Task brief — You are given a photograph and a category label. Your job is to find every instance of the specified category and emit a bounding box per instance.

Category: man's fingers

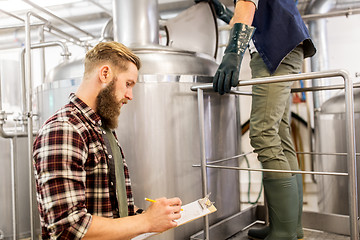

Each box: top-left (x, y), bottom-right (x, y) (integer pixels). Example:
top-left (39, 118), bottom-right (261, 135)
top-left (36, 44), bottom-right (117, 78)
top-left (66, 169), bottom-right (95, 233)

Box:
top-left (167, 197), bottom-right (182, 206)
top-left (213, 71), bottom-right (220, 92)
top-left (224, 71), bottom-right (233, 93)
top-left (217, 71), bottom-right (225, 95)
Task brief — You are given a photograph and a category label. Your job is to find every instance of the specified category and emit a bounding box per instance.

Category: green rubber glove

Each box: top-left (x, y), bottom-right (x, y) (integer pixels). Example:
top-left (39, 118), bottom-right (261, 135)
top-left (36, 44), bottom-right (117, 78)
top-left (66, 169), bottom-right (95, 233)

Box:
top-left (213, 22), bottom-right (255, 95)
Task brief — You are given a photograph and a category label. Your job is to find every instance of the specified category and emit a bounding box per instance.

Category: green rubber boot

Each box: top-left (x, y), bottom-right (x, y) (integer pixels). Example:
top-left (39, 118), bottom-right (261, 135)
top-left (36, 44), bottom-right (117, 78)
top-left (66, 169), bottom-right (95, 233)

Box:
top-left (248, 175), bottom-right (304, 240)
top-left (263, 176), bottom-right (298, 240)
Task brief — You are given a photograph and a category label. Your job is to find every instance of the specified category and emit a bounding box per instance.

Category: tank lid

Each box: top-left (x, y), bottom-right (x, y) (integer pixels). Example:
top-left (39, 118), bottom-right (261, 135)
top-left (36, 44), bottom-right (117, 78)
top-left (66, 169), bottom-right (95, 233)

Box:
top-left (45, 47), bottom-right (218, 83)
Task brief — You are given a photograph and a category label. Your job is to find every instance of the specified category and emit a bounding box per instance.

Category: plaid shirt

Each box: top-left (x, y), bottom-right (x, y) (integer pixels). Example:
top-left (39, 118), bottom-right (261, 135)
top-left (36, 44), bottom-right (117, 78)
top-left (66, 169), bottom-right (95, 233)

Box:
top-left (33, 93), bottom-right (135, 240)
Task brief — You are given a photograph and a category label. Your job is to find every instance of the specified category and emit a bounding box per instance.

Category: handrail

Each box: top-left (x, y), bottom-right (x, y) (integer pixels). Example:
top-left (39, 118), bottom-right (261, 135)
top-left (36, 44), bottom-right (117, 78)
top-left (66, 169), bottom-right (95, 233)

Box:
top-left (192, 164), bottom-right (349, 176)
top-left (192, 76), bottom-right (360, 95)
top-left (192, 69), bottom-right (358, 239)
top-left (196, 151), bottom-right (360, 166)
top-left (191, 69), bottom-right (352, 91)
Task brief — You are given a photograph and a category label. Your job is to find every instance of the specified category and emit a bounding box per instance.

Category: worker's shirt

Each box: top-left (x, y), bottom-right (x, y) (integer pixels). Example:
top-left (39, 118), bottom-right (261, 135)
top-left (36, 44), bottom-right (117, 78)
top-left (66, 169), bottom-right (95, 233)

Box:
top-left (235, 0), bottom-right (316, 73)
top-left (33, 93), bottom-right (135, 240)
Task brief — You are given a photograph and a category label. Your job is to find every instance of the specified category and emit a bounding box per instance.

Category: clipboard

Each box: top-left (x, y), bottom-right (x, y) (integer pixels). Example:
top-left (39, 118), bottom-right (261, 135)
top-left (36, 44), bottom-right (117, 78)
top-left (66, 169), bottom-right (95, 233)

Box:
top-left (132, 194), bottom-right (217, 240)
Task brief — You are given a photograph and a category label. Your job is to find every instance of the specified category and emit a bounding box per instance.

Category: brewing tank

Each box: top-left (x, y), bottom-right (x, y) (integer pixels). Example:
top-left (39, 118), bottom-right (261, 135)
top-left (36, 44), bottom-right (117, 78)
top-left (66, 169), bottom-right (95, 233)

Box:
top-left (315, 89), bottom-right (360, 215)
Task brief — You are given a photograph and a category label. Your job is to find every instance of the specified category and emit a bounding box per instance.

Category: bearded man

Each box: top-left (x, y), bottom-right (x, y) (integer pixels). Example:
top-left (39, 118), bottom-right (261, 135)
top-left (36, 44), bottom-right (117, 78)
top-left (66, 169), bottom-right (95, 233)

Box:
top-left (33, 41), bottom-right (182, 240)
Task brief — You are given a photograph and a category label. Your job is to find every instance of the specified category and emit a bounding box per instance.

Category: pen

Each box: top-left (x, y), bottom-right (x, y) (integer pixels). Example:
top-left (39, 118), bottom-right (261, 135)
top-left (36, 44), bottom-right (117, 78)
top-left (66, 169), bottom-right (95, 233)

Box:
top-left (145, 198), bottom-right (183, 211)
top-left (144, 197), bottom-right (157, 203)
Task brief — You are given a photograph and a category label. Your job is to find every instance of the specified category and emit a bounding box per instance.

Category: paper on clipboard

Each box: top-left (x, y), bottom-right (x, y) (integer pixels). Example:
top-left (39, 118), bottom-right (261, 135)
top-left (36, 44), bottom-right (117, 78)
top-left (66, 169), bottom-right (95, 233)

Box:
top-left (131, 195), bottom-right (216, 240)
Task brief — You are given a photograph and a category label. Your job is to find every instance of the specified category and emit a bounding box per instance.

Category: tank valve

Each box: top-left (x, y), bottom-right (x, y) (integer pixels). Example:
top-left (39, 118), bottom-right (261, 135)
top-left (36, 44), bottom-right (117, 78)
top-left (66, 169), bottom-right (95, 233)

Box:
top-left (0, 110), bottom-right (7, 125)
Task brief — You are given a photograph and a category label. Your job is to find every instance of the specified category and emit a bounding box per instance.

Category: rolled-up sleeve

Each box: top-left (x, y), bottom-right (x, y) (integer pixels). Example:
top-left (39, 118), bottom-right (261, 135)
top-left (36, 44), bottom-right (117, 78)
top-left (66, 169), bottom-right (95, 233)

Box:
top-left (33, 120), bottom-right (92, 239)
top-left (235, 0), bottom-right (258, 8)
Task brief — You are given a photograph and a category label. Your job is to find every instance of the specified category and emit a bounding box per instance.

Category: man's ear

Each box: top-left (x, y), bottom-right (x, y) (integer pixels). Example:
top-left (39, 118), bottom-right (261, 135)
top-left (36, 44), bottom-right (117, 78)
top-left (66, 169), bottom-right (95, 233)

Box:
top-left (98, 65), bottom-right (111, 84)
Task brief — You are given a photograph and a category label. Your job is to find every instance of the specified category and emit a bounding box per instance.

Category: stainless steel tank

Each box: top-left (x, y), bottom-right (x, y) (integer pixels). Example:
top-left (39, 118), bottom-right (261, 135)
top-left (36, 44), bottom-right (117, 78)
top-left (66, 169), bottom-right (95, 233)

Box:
top-left (315, 89), bottom-right (360, 215)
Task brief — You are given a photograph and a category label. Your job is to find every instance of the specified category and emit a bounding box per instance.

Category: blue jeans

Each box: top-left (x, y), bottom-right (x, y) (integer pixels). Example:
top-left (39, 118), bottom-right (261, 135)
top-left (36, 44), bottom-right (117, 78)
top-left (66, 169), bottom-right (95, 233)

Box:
top-left (249, 46), bottom-right (304, 179)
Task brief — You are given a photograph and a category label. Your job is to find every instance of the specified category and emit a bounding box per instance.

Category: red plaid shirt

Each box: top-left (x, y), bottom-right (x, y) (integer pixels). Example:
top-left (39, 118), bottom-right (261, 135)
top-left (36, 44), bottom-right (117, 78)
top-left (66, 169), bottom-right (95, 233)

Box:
top-left (33, 93), bottom-right (135, 239)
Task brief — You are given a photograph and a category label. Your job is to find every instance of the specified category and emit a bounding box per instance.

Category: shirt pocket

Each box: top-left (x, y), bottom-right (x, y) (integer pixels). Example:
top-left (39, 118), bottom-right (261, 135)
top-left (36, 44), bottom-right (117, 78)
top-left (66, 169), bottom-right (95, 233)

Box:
top-left (84, 142), bottom-right (107, 173)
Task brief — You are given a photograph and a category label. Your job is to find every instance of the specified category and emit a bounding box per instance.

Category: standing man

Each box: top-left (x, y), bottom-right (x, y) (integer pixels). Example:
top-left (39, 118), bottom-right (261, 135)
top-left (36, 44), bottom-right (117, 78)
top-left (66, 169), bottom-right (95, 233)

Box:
top-left (33, 41), bottom-right (182, 240)
top-left (212, 0), bottom-right (316, 239)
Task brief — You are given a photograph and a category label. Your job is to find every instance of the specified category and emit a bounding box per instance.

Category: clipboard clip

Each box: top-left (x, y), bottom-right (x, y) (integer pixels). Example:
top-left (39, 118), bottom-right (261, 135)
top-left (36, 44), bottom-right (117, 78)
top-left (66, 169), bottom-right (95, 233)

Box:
top-left (197, 192), bottom-right (214, 209)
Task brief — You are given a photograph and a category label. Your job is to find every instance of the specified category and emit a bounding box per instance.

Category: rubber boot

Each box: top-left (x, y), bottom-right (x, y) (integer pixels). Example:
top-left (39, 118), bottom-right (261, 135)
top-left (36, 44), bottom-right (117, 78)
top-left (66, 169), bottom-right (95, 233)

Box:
top-left (248, 175), bottom-right (304, 240)
top-left (263, 176), bottom-right (298, 240)
top-left (248, 226), bottom-right (270, 240)
top-left (295, 174), bottom-right (304, 240)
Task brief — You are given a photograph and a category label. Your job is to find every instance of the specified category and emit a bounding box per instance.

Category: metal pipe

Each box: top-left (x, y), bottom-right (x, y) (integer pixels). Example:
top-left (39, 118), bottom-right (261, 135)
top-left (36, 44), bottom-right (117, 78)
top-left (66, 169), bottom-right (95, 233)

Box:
top-left (209, 83), bottom-right (360, 96)
top-left (43, 29), bottom-right (85, 48)
top-left (0, 9), bottom-right (24, 22)
top-left (306, 0), bottom-right (336, 109)
top-left (296, 151), bottom-right (360, 156)
top-left (191, 70), bottom-right (355, 91)
top-left (291, 82), bottom-right (360, 93)
top-left (0, 10), bottom-right (85, 47)
top-left (206, 152), bottom-right (253, 165)
top-left (197, 88), bottom-right (210, 240)
top-left (22, 0), bottom-right (96, 39)
top-left (220, 83), bottom-right (360, 96)
top-left (342, 70), bottom-right (358, 240)
top-left (192, 164), bottom-right (348, 176)
top-left (0, 22), bottom-right (44, 31)
top-left (39, 26), bottom-right (46, 83)
top-left (10, 137), bottom-right (18, 240)
top-left (25, 11), bottom-right (36, 240)
top-left (113, 0), bottom-right (159, 47)
top-left (205, 151), bottom-right (358, 165)
top-left (302, 7), bottom-right (360, 21)
top-left (20, 11), bottom-right (84, 45)
top-left (235, 96), bottom-right (242, 210)
top-left (0, 69), bottom-right (2, 111)
top-left (100, 18), bottom-right (113, 42)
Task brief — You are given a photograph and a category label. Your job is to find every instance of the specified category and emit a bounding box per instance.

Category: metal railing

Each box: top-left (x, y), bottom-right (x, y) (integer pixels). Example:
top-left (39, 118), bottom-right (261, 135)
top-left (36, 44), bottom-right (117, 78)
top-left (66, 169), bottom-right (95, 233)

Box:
top-left (191, 69), bottom-right (358, 240)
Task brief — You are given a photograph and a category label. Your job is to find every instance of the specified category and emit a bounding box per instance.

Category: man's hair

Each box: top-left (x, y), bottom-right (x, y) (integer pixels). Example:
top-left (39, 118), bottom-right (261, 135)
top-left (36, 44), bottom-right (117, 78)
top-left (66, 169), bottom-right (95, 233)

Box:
top-left (84, 41), bottom-right (141, 76)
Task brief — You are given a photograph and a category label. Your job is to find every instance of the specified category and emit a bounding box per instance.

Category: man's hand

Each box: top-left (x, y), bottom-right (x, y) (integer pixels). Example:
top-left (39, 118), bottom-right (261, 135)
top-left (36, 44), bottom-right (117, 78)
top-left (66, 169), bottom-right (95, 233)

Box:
top-left (213, 52), bottom-right (241, 94)
top-left (213, 22), bottom-right (255, 94)
top-left (143, 197), bottom-right (182, 233)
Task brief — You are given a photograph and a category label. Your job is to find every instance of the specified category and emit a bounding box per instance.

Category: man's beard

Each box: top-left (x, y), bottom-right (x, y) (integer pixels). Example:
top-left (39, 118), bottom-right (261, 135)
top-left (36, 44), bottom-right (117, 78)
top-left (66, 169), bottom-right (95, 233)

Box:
top-left (96, 77), bottom-right (126, 129)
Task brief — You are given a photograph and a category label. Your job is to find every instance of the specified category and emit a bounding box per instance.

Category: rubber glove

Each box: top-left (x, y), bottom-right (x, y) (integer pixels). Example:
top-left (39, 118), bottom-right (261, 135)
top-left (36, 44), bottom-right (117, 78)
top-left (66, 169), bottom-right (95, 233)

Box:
top-left (213, 22), bottom-right (255, 94)
top-left (194, 0), bottom-right (233, 24)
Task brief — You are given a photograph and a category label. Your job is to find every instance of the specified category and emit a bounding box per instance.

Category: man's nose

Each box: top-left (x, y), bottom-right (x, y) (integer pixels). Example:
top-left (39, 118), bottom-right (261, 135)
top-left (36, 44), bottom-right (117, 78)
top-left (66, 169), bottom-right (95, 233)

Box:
top-left (125, 89), bottom-right (133, 100)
